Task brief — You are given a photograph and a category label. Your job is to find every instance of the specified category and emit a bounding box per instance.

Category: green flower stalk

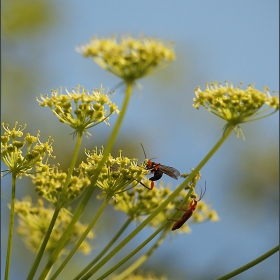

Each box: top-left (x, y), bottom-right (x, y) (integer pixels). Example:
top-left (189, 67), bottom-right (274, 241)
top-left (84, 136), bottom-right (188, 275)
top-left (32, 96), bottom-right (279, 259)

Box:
top-left (79, 125), bottom-right (235, 279)
top-left (78, 35), bottom-right (175, 83)
top-left (216, 245), bottom-right (279, 280)
top-left (112, 232), bottom-right (169, 280)
top-left (97, 181), bottom-right (219, 279)
top-left (1, 122), bottom-right (54, 280)
top-left (77, 178), bottom-right (219, 279)
top-left (38, 34), bottom-right (174, 278)
top-left (193, 81), bottom-right (279, 138)
top-left (181, 169), bottom-right (202, 189)
top-left (37, 85), bottom-right (119, 136)
top-left (94, 81), bottom-right (277, 279)
top-left (27, 85), bottom-right (118, 280)
top-left (14, 197), bottom-right (94, 257)
top-left (111, 271), bottom-right (168, 280)
top-left (49, 150), bottom-right (150, 280)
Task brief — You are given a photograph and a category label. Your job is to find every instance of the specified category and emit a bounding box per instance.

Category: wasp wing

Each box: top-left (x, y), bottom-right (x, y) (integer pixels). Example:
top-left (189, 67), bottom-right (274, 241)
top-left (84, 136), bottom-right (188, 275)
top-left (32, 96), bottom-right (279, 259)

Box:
top-left (159, 165), bottom-right (180, 180)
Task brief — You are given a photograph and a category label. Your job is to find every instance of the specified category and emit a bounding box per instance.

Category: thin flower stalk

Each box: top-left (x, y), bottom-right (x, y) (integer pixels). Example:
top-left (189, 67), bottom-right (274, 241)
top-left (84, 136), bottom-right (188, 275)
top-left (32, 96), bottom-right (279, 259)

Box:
top-left (113, 230), bottom-right (169, 280)
top-left (79, 180), bottom-right (210, 279)
top-left (73, 217), bottom-right (133, 280)
top-left (216, 245), bottom-right (279, 280)
top-left (75, 181), bottom-right (175, 279)
top-left (1, 122), bottom-right (54, 280)
top-left (49, 195), bottom-right (112, 280)
top-left (28, 85), bottom-right (118, 280)
top-left (27, 131), bottom-right (83, 280)
top-left (4, 174), bottom-right (16, 280)
top-left (94, 223), bottom-right (169, 280)
top-left (42, 39), bottom-right (176, 280)
top-left (80, 126), bottom-right (234, 278)
top-left (112, 272), bottom-right (168, 280)
top-left (38, 82), bottom-right (134, 280)
top-left (93, 183), bottom-right (216, 280)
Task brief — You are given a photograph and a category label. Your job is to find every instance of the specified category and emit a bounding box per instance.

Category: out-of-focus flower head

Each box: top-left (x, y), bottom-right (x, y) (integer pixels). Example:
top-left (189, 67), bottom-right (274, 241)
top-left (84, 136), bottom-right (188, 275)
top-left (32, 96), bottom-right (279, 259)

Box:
top-left (112, 180), bottom-right (172, 223)
top-left (13, 197), bottom-right (94, 256)
top-left (77, 35), bottom-right (175, 83)
top-left (32, 165), bottom-right (90, 206)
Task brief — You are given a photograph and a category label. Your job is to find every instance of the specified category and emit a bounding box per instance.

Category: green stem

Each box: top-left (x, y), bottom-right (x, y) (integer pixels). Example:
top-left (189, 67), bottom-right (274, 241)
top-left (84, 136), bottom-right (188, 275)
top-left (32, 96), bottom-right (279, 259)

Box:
top-left (45, 265), bottom-right (53, 280)
top-left (81, 126), bottom-right (235, 279)
top-left (27, 131), bottom-right (83, 280)
top-left (95, 190), bottom-right (193, 280)
top-left (216, 245), bottom-right (279, 280)
top-left (39, 81), bottom-right (134, 279)
top-left (4, 173), bottom-right (17, 280)
top-left (94, 224), bottom-right (167, 280)
top-left (50, 196), bottom-right (113, 280)
top-left (73, 217), bottom-right (133, 280)
top-left (113, 230), bottom-right (169, 280)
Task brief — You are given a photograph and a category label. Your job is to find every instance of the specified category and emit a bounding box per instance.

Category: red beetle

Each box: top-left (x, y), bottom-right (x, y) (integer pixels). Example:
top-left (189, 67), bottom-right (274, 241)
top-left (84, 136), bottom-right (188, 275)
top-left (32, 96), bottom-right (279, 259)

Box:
top-left (170, 184), bottom-right (206, 231)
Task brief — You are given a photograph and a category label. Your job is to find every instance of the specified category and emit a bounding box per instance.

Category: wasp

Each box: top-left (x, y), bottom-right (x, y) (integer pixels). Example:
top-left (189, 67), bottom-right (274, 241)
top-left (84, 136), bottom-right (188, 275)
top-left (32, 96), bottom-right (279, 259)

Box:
top-left (138, 143), bottom-right (180, 190)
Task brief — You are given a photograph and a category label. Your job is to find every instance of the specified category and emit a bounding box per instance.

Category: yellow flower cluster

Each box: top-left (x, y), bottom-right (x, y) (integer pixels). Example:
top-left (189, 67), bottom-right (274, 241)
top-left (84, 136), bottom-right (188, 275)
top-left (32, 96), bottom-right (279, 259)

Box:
top-left (32, 165), bottom-right (91, 206)
top-left (14, 197), bottom-right (94, 256)
top-left (1, 122), bottom-right (54, 177)
top-left (193, 81), bottom-right (279, 134)
top-left (112, 180), bottom-right (172, 222)
top-left (78, 35), bottom-right (175, 82)
top-left (37, 85), bottom-right (119, 135)
top-left (79, 147), bottom-right (149, 197)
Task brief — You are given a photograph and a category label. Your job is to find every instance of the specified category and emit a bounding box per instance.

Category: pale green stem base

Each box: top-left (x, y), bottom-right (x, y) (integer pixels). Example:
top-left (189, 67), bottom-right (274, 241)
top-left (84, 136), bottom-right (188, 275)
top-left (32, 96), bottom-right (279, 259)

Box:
top-left (82, 126), bottom-right (235, 279)
top-left (27, 131), bottom-right (83, 280)
top-left (73, 217), bottom-right (133, 280)
top-left (49, 196), bottom-right (112, 279)
top-left (113, 230), bottom-right (169, 280)
top-left (98, 189), bottom-right (193, 279)
top-left (45, 265), bottom-right (53, 280)
top-left (216, 245), bottom-right (279, 280)
top-left (4, 173), bottom-right (16, 280)
top-left (40, 81), bottom-right (134, 279)
top-left (95, 223), bottom-right (167, 280)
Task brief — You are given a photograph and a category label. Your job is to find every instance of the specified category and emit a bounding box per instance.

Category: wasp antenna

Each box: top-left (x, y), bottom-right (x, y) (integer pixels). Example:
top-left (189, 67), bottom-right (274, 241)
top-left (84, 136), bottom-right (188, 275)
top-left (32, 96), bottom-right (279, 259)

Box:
top-left (140, 143), bottom-right (147, 159)
top-left (110, 81), bottom-right (125, 92)
top-left (198, 182), bottom-right (207, 201)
